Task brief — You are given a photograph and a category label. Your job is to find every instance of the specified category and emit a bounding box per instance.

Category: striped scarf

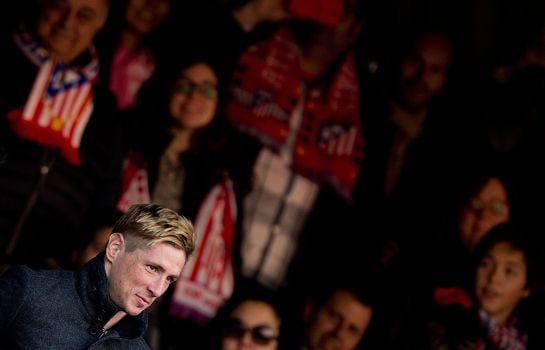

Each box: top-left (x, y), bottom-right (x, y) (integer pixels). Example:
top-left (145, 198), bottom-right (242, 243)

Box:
top-left (169, 179), bottom-right (237, 324)
top-left (7, 29), bottom-right (99, 166)
top-left (227, 27), bottom-right (364, 201)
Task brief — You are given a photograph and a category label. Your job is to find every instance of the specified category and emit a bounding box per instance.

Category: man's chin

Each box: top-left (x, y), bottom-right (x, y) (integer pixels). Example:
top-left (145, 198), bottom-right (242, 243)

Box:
top-left (125, 306), bottom-right (147, 317)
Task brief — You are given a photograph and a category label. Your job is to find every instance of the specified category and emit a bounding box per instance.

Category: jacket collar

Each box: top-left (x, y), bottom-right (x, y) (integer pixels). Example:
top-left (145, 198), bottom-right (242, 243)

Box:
top-left (77, 252), bottom-right (148, 339)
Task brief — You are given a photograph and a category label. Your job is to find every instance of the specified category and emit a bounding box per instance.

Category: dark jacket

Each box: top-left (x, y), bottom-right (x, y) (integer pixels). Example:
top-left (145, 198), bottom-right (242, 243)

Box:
top-left (0, 29), bottom-right (122, 266)
top-left (0, 253), bottom-right (149, 349)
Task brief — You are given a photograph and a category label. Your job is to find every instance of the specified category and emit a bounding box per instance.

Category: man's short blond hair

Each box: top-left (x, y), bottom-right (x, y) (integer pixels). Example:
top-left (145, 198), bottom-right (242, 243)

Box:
top-left (112, 204), bottom-right (195, 256)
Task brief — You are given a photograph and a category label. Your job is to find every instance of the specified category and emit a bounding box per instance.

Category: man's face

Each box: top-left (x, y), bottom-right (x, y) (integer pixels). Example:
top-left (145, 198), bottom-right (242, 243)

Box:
top-left (305, 290), bottom-right (372, 350)
top-left (36, 0), bottom-right (109, 63)
top-left (107, 238), bottom-right (186, 316)
top-left (398, 32), bottom-right (451, 112)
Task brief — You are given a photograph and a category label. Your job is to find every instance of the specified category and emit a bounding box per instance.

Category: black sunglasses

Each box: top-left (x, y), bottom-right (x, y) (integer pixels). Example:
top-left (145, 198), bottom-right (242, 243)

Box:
top-left (223, 318), bottom-right (278, 346)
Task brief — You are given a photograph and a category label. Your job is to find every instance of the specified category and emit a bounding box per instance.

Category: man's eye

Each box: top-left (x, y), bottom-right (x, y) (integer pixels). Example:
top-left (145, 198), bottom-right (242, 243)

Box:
top-left (147, 265), bottom-right (158, 272)
top-left (77, 10), bottom-right (96, 24)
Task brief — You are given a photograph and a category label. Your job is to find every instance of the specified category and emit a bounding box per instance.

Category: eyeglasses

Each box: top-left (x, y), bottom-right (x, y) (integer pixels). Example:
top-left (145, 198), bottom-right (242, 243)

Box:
top-left (468, 199), bottom-right (509, 215)
top-left (173, 79), bottom-right (218, 99)
top-left (223, 318), bottom-right (278, 346)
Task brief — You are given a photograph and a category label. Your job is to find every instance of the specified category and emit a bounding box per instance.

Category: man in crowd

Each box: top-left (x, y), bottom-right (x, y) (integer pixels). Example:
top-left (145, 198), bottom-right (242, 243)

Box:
top-left (0, 204), bottom-right (195, 349)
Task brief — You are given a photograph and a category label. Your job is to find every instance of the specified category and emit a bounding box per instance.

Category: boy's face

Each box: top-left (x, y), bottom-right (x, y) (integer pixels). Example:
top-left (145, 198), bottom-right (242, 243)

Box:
top-left (475, 241), bottom-right (529, 325)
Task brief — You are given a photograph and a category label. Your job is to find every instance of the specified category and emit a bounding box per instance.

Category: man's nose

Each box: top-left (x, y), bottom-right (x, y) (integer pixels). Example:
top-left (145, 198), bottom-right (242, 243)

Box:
top-left (148, 278), bottom-right (168, 297)
top-left (331, 320), bottom-right (349, 339)
top-left (487, 266), bottom-right (502, 284)
top-left (59, 9), bottom-right (78, 30)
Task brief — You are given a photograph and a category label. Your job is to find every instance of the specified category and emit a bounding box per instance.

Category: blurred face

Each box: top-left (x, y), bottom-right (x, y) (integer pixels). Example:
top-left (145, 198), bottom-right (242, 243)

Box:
top-left (37, 0), bottom-right (109, 63)
top-left (305, 290), bottom-right (372, 350)
top-left (106, 234), bottom-right (186, 316)
top-left (399, 32), bottom-right (451, 112)
top-left (475, 242), bottom-right (529, 325)
top-left (125, 0), bottom-right (170, 36)
top-left (169, 63), bottom-right (218, 131)
top-left (313, 12), bottom-right (360, 57)
top-left (222, 300), bottom-right (280, 350)
top-left (459, 178), bottom-right (510, 250)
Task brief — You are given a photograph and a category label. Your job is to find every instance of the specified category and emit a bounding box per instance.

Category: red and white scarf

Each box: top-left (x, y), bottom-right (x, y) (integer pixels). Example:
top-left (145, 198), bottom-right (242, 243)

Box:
top-left (169, 179), bottom-right (237, 324)
top-left (7, 30), bottom-right (99, 166)
top-left (479, 309), bottom-right (527, 350)
top-left (227, 27), bottom-right (364, 201)
top-left (116, 152), bottom-right (151, 212)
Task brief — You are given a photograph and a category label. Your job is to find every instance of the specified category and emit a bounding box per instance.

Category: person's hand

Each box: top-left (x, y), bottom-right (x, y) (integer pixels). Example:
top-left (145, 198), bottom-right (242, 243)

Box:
top-left (233, 0), bottom-right (291, 31)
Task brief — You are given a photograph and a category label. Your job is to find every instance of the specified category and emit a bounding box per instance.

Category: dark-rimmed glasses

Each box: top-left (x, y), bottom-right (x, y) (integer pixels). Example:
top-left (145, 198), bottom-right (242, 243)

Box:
top-left (223, 318), bottom-right (278, 346)
top-left (173, 79), bottom-right (218, 99)
top-left (468, 199), bottom-right (509, 215)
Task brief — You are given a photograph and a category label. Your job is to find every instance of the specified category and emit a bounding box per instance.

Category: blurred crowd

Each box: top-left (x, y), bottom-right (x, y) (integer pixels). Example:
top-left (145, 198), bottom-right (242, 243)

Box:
top-left (1, 0), bottom-right (545, 349)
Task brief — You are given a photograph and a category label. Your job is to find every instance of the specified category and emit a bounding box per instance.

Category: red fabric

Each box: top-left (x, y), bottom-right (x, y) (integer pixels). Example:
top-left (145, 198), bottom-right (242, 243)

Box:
top-left (433, 287), bottom-right (473, 309)
top-left (116, 152), bottom-right (151, 212)
top-left (7, 30), bottom-right (99, 166)
top-left (169, 180), bottom-right (237, 323)
top-left (227, 27), bottom-right (364, 201)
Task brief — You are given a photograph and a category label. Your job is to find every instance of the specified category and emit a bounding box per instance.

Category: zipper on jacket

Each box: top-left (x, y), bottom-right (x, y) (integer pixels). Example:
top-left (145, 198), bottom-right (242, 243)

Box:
top-left (98, 328), bottom-right (109, 339)
top-left (4, 149), bottom-right (56, 255)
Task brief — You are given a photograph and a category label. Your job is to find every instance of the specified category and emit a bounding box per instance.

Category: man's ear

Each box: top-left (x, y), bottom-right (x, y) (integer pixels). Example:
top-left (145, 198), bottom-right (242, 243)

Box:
top-left (105, 232), bottom-right (125, 263)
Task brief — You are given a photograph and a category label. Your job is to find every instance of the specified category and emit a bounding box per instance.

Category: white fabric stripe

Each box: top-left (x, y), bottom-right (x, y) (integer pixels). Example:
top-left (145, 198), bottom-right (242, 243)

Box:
top-left (200, 226), bottom-right (224, 289)
top-left (51, 89), bottom-right (66, 120)
top-left (37, 104), bottom-right (51, 127)
top-left (172, 280), bottom-right (225, 317)
top-left (61, 88), bottom-right (80, 137)
top-left (59, 87), bottom-right (77, 121)
top-left (345, 127), bottom-right (357, 154)
top-left (337, 131), bottom-right (348, 155)
top-left (196, 207), bottom-right (220, 284)
top-left (181, 184), bottom-right (222, 277)
top-left (70, 101), bottom-right (93, 147)
top-left (67, 84), bottom-right (91, 126)
top-left (24, 60), bottom-right (54, 121)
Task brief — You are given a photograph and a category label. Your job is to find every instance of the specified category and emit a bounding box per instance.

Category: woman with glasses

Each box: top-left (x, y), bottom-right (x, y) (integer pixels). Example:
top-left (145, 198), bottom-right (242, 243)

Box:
top-left (427, 166), bottom-right (520, 311)
top-left (75, 56), bottom-right (251, 348)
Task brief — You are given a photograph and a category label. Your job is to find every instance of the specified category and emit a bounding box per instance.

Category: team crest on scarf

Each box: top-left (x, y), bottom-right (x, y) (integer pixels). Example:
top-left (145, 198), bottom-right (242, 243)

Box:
top-left (7, 30), bottom-right (99, 165)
